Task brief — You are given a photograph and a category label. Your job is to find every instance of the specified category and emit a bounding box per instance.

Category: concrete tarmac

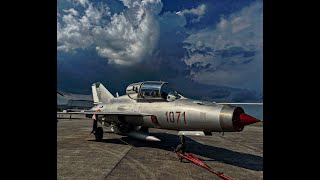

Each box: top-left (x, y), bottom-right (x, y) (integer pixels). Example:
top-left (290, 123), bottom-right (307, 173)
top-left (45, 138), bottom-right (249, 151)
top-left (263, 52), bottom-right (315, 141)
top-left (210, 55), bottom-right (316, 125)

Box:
top-left (58, 118), bottom-right (263, 180)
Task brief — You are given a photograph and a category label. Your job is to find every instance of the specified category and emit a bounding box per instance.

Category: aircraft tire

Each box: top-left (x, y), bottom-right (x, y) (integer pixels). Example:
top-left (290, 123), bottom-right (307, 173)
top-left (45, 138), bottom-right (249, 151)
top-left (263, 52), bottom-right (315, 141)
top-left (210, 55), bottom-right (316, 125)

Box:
top-left (95, 127), bottom-right (103, 142)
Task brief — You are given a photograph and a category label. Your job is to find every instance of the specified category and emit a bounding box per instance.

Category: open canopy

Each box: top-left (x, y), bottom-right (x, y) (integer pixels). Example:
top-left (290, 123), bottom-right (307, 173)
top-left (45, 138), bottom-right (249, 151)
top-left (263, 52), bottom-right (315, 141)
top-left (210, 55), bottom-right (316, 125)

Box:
top-left (140, 81), bottom-right (166, 99)
top-left (126, 81), bottom-right (182, 101)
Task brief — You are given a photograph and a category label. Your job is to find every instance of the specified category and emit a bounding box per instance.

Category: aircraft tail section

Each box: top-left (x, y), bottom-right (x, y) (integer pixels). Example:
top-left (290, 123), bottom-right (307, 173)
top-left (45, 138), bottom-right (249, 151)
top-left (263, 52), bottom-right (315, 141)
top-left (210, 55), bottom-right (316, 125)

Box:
top-left (91, 82), bottom-right (114, 104)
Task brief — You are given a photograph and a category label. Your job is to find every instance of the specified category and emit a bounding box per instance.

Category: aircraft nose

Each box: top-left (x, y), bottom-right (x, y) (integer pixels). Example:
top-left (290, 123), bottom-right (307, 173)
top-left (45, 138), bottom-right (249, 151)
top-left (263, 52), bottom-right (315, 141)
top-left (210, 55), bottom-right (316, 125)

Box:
top-left (239, 113), bottom-right (261, 126)
top-left (219, 106), bottom-right (261, 132)
top-left (233, 112), bottom-right (261, 131)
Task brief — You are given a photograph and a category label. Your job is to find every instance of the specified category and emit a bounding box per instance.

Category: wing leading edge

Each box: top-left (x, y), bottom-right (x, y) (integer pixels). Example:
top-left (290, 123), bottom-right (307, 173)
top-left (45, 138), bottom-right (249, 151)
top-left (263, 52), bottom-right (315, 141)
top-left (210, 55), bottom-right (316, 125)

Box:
top-left (57, 111), bottom-right (152, 116)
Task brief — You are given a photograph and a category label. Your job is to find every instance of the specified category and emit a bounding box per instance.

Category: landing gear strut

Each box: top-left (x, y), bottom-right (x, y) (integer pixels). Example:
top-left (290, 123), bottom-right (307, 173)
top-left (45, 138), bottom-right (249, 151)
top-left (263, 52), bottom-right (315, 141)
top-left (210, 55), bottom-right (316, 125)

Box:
top-left (91, 116), bottom-right (103, 142)
top-left (175, 135), bottom-right (186, 162)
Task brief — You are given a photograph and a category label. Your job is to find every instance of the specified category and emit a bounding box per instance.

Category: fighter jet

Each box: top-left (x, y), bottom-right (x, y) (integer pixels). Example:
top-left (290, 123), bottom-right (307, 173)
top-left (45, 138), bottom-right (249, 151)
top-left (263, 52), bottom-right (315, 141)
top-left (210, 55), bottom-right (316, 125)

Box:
top-left (57, 81), bottom-right (261, 148)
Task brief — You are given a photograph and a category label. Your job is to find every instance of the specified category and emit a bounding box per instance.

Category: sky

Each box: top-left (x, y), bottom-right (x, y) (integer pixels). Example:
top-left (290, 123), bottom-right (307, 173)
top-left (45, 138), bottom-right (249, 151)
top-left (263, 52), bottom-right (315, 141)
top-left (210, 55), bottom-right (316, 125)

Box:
top-left (57, 0), bottom-right (263, 102)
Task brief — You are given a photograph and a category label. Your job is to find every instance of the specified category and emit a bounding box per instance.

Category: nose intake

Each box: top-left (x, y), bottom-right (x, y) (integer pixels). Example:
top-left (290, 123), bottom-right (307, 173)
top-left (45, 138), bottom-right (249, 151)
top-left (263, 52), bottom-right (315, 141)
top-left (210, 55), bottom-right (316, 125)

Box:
top-left (219, 105), bottom-right (261, 132)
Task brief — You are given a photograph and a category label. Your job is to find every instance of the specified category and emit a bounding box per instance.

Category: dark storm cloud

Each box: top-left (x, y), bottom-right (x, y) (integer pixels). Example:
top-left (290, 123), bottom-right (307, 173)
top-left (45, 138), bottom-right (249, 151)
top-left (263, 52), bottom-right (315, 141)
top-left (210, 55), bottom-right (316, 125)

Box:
top-left (57, 0), bottom-right (263, 101)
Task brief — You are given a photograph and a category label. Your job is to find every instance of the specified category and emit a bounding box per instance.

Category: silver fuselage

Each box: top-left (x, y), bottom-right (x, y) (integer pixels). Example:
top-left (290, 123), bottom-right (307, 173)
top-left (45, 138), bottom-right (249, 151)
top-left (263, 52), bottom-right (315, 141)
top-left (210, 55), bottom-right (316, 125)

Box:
top-left (92, 95), bottom-right (241, 132)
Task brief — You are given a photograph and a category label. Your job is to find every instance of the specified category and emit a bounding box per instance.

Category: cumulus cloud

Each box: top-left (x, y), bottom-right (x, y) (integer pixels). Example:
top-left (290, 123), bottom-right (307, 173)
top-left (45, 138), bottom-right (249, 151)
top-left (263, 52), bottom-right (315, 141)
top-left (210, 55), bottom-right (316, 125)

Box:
top-left (176, 4), bottom-right (206, 22)
top-left (63, 8), bottom-right (79, 16)
top-left (177, 4), bottom-right (206, 16)
top-left (71, 0), bottom-right (89, 7)
top-left (182, 1), bottom-right (263, 91)
top-left (58, 0), bottom-right (163, 65)
top-left (57, 7), bottom-right (94, 51)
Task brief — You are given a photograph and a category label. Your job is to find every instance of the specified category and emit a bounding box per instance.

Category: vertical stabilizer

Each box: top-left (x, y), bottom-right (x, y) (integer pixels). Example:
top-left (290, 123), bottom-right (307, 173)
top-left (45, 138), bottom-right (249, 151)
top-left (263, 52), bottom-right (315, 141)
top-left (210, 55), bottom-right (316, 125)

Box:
top-left (91, 84), bottom-right (100, 104)
top-left (91, 82), bottom-right (114, 103)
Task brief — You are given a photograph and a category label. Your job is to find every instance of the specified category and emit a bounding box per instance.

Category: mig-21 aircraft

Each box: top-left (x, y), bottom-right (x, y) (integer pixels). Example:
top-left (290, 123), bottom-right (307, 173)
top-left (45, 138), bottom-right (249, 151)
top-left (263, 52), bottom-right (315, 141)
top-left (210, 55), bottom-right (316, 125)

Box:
top-left (57, 81), bottom-right (261, 150)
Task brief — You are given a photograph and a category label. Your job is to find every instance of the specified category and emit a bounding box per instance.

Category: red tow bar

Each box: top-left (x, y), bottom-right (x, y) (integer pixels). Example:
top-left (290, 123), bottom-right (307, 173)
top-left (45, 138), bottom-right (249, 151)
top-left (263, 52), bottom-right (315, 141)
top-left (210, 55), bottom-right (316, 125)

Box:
top-left (176, 152), bottom-right (232, 180)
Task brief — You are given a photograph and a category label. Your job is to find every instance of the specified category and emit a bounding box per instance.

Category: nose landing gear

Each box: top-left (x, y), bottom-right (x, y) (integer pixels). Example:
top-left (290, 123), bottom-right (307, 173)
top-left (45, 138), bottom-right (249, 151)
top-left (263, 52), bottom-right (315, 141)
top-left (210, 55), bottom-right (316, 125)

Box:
top-left (175, 135), bottom-right (186, 162)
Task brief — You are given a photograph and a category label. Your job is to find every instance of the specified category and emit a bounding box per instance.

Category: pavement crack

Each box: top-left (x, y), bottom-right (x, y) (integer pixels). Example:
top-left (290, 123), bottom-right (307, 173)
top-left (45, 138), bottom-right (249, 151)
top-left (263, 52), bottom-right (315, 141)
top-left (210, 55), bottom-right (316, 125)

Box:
top-left (104, 140), bottom-right (133, 179)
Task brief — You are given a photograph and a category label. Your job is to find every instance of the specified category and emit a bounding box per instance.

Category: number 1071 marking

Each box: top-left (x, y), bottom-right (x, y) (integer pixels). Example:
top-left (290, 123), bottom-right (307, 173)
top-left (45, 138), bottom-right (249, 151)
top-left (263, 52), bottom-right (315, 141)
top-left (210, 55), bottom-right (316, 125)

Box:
top-left (165, 111), bottom-right (186, 124)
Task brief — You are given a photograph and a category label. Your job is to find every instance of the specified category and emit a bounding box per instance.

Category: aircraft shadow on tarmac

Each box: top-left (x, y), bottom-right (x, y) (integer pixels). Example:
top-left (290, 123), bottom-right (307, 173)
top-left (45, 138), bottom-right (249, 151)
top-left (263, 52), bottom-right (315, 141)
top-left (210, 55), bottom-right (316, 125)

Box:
top-left (88, 138), bottom-right (128, 145)
top-left (89, 132), bottom-right (263, 171)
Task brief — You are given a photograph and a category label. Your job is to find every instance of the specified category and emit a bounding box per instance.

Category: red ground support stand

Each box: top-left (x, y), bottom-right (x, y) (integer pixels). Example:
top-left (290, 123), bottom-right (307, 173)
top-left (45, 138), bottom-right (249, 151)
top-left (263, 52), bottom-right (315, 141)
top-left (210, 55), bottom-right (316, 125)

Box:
top-left (176, 152), bottom-right (233, 180)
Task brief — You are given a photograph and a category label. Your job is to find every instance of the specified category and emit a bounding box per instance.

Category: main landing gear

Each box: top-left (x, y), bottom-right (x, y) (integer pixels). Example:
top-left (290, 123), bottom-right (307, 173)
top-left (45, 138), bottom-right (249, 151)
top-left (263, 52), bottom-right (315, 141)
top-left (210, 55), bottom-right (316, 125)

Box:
top-left (91, 117), bottom-right (103, 142)
top-left (95, 127), bottom-right (103, 142)
top-left (175, 135), bottom-right (186, 162)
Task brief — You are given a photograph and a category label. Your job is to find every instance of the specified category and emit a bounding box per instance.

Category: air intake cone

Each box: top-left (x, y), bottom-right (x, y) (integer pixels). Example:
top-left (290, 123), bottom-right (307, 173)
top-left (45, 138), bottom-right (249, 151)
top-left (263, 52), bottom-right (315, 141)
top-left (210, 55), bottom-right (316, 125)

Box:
top-left (239, 113), bottom-right (260, 126)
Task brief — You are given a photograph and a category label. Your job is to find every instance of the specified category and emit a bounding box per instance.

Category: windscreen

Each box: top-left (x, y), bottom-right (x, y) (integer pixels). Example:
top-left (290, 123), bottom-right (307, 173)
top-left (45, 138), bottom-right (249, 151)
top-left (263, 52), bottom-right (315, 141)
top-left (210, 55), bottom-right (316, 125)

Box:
top-left (160, 84), bottom-right (181, 101)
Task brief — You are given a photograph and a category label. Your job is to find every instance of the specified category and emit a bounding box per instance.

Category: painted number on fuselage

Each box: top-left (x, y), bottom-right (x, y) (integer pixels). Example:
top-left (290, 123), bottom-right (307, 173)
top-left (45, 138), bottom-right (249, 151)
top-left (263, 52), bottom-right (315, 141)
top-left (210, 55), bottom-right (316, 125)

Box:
top-left (165, 112), bottom-right (186, 124)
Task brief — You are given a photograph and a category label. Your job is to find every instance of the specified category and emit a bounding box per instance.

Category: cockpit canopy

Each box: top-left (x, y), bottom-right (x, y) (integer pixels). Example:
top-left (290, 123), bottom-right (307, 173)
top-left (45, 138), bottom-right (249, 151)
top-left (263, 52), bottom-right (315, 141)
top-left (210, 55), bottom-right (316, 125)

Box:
top-left (126, 81), bottom-right (182, 101)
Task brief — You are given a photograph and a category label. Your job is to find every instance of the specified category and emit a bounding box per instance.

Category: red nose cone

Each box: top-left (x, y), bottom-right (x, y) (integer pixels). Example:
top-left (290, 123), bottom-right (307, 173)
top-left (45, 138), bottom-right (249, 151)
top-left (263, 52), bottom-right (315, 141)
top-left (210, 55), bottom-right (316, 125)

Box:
top-left (239, 113), bottom-right (260, 126)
